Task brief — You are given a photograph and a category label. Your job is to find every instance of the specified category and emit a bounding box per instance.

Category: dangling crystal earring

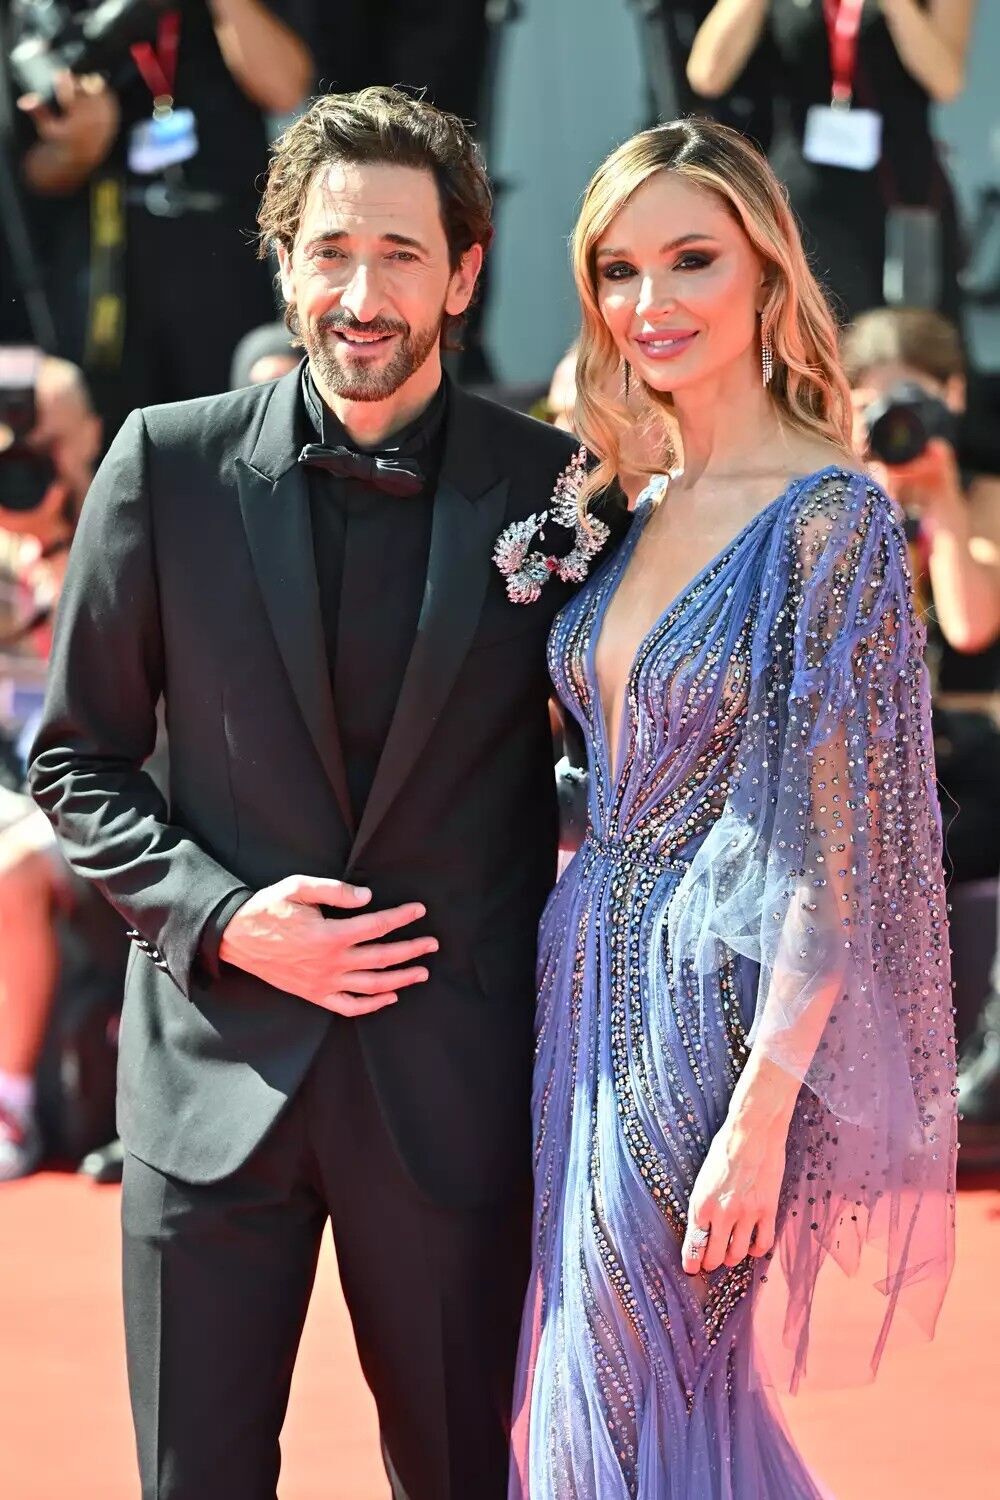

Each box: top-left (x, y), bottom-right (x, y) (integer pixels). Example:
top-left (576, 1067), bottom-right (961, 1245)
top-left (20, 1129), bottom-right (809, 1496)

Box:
top-left (623, 359), bottom-right (631, 399)
top-left (761, 327), bottom-right (774, 387)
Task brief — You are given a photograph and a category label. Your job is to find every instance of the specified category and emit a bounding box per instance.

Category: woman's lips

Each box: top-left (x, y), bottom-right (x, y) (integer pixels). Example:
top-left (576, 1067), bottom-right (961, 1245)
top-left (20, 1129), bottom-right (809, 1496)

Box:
top-left (633, 331), bottom-right (699, 360)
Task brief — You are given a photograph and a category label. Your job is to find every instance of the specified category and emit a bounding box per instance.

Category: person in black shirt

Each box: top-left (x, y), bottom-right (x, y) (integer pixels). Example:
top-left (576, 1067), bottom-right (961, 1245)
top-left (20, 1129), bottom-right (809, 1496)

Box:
top-left (7, 0), bottom-right (314, 441)
top-left (687, 0), bottom-right (977, 322)
top-left (28, 88), bottom-right (627, 1499)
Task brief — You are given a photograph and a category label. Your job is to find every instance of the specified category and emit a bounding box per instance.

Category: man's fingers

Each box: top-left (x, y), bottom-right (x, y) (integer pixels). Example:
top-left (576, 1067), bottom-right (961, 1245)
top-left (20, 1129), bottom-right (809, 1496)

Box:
top-left (341, 936), bottom-right (438, 970)
top-left (322, 991), bottom-right (399, 1016)
top-left (336, 966), bottom-right (428, 995)
top-left (334, 902), bottom-right (428, 943)
top-left (285, 874), bottom-right (374, 909)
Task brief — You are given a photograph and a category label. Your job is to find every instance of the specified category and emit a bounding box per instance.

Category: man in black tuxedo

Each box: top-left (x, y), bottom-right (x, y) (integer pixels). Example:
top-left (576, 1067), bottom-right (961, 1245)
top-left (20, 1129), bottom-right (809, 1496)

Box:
top-left (28, 87), bottom-right (625, 1499)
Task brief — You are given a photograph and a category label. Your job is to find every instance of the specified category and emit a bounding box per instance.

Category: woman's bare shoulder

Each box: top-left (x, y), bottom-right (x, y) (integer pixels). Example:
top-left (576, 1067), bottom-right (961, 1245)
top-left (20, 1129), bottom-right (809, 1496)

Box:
top-left (780, 436), bottom-right (861, 486)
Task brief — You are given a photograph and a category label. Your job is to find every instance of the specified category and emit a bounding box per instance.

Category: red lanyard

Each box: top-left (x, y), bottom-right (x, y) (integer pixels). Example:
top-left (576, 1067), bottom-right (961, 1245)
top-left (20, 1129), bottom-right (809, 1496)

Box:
top-left (130, 10), bottom-right (182, 114)
top-left (822, 0), bottom-right (865, 107)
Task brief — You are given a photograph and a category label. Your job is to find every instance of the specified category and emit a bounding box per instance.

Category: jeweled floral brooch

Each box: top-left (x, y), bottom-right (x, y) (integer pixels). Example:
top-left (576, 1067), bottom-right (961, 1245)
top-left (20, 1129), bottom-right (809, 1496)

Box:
top-left (492, 445), bottom-right (611, 604)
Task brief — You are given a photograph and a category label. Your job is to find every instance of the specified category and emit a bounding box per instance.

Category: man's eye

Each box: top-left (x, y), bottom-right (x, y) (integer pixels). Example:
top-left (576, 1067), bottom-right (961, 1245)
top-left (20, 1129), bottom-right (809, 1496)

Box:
top-left (388, 250), bottom-right (418, 262)
top-left (600, 261), bottom-right (635, 281)
top-left (315, 246), bottom-right (346, 260)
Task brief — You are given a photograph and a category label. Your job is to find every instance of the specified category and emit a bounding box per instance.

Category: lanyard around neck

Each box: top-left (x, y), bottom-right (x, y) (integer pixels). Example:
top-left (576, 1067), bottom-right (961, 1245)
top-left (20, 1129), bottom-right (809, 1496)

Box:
top-left (130, 10), bottom-right (182, 117)
top-left (822, 0), bottom-right (866, 107)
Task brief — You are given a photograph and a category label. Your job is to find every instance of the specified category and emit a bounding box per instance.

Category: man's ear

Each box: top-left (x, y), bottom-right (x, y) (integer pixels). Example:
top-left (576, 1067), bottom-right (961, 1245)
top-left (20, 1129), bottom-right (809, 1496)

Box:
top-left (446, 243), bottom-right (485, 318)
top-left (277, 242), bottom-right (294, 307)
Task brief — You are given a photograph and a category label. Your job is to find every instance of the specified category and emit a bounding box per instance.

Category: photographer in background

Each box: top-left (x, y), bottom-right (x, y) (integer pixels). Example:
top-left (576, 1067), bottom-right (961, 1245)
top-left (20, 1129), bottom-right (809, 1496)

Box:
top-left (843, 307), bottom-right (1000, 882)
top-left (843, 308), bottom-right (1000, 1166)
top-left (0, 349), bottom-right (115, 1180)
top-left (4, 0), bottom-right (314, 442)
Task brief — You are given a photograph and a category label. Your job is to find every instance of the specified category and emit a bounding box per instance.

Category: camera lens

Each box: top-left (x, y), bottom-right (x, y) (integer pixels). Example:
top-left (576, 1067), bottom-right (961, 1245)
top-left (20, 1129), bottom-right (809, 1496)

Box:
top-left (0, 450), bottom-right (57, 513)
top-left (868, 405), bottom-right (926, 466)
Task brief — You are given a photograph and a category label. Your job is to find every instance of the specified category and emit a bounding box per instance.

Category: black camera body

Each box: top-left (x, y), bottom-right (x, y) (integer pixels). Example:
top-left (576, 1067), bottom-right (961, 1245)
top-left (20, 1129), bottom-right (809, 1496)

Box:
top-left (862, 381), bottom-right (958, 467)
top-left (0, 347), bottom-right (56, 514)
top-left (10, 0), bottom-right (169, 106)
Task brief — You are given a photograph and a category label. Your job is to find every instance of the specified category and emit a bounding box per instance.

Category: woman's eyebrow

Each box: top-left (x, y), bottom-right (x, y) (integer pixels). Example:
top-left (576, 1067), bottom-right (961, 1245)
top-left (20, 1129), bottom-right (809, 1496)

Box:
top-left (595, 233), bottom-right (720, 259)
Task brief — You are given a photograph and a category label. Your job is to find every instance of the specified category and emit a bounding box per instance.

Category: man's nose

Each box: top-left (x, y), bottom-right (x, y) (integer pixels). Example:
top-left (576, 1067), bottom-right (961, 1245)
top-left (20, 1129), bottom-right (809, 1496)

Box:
top-left (339, 264), bottom-right (383, 323)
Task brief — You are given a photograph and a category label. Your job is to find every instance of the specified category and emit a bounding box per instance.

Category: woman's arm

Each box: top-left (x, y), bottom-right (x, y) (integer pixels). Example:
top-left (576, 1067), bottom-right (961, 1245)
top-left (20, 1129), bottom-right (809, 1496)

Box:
top-left (686, 0), bottom-right (770, 100)
top-left (879, 0), bottom-right (978, 104)
top-left (681, 481), bottom-right (928, 1277)
top-left (209, 0), bottom-right (313, 115)
top-left (925, 469), bottom-right (1000, 653)
top-left (875, 441), bottom-right (1000, 654)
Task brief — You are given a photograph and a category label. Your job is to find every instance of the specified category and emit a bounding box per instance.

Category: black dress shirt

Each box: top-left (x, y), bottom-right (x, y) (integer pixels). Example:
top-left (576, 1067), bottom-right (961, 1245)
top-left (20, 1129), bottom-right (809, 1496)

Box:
top-left (198, 368), bottom-right (448, 974)
top-left (301, 365), bottom-right (447, 820)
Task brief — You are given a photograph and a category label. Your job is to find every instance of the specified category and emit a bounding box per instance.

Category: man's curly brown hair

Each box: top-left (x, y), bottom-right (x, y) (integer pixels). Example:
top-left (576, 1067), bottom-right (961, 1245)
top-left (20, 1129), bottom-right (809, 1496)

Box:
top-left (257, 86), bottom-right (494, 351)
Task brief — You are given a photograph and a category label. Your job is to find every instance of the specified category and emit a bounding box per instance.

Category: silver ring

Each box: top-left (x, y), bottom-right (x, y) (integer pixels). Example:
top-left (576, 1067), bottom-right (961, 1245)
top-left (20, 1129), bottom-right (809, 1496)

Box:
top-left (685, 1225), bottom-right (710, 1247)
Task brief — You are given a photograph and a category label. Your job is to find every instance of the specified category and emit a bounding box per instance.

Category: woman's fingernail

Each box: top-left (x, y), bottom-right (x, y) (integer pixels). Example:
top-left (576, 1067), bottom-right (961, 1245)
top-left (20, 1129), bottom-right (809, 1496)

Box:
top-left (353, 886), bottom-right (371, 900)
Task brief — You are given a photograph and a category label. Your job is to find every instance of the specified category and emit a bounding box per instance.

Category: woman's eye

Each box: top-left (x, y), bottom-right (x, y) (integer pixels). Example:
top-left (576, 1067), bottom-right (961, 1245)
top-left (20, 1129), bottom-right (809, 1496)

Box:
top-left (600, 261), bottom-right (635, 282)
top-left (675, 252), bottom-right (713, 271)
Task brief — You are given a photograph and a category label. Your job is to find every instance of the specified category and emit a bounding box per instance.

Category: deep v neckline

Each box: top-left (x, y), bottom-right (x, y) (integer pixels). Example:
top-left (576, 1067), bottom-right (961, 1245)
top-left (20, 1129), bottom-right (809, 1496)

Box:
top-left (589, 466), bottom-right (843, 795)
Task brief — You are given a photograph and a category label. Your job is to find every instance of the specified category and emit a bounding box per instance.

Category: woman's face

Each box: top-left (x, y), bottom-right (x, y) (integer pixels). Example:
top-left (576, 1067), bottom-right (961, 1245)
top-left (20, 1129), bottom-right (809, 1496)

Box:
top-left (594, 171), bottom-right (767, 395)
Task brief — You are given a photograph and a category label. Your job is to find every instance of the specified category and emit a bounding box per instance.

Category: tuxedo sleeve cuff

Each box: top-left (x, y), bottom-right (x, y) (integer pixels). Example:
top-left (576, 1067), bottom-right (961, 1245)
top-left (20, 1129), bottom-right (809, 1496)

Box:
top-left (196, 888), bottom-right (254, 982)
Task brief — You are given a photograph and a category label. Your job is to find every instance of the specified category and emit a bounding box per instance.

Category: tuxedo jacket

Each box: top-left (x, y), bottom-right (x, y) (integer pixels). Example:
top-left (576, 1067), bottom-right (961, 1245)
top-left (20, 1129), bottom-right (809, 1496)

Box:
top-left (29, 368), bottom-right (625, 1205)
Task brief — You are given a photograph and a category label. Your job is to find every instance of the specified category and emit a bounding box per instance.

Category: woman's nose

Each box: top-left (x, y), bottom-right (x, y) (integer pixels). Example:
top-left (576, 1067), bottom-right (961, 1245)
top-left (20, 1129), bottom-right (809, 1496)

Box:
top-left (635, 272), bottom-right (676, 321)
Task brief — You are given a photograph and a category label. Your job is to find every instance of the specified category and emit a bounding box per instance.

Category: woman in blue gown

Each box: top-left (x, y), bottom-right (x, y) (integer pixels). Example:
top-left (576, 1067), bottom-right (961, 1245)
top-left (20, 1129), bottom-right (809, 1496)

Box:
top-left (506, 120), bottom-right (957, 1499)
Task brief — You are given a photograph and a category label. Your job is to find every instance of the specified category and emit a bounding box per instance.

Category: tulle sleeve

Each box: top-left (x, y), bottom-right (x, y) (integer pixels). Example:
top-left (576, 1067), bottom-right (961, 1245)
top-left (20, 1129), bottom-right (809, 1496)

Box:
top-left (667, 469), bottom-right (957, 1392)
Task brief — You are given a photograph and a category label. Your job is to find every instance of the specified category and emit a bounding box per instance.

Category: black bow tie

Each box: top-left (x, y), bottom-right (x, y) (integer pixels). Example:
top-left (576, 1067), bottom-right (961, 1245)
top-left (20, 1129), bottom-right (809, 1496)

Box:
top-left (297, 442), bottom-right (425, 498)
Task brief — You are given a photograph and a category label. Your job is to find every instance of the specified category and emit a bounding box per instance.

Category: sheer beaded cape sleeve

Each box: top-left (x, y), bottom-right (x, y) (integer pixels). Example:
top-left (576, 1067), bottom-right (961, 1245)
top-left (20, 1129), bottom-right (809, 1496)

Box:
top-left (666, 469), bottom-right (957, 1392)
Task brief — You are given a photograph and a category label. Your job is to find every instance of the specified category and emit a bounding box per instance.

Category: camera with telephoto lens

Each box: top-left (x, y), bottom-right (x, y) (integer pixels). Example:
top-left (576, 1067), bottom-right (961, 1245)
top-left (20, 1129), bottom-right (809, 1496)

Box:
top-left (10, 0), bottom-right (171, 107)
top-left (0, 347), bottom-right (56, 514)
top-left (862, 381), bottom-right (958, 467)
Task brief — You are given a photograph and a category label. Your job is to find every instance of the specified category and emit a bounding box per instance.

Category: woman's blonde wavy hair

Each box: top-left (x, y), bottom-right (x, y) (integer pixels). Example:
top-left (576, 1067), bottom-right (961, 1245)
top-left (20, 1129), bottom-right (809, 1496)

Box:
top-left (573, 119), bottom-right (854, 509)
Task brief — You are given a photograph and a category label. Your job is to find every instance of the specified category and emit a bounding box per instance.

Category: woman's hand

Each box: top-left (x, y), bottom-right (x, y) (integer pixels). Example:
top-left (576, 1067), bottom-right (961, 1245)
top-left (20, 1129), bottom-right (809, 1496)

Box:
top-left (682, 1113), bottom-right (787, 1276)
top-left (870, 436), bottom-right (964, 522)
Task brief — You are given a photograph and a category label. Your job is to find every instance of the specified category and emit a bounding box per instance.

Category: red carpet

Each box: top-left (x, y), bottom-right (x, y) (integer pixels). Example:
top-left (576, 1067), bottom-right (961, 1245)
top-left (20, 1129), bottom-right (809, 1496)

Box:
top-left (1, 1172), bottom-right (998, 1498)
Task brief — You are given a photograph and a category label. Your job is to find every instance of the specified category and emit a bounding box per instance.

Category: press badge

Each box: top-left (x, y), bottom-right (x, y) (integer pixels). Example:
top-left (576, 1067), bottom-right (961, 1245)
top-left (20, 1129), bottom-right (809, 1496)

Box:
top-left (802, 104), bottom-right (882, 172)
top-left (127, 108), bottom-right (199, 176)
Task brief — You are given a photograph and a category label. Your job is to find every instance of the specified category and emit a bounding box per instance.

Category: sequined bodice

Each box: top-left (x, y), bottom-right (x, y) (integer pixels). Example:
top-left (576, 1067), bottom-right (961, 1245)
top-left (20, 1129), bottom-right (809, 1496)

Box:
top-left (549, 481), bottom-right (767, 872)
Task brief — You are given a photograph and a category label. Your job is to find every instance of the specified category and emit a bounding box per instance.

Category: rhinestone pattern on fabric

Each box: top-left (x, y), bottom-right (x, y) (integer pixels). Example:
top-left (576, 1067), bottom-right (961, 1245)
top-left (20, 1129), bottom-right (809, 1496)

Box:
top-left (510, 469), bottom-right (957, 1500)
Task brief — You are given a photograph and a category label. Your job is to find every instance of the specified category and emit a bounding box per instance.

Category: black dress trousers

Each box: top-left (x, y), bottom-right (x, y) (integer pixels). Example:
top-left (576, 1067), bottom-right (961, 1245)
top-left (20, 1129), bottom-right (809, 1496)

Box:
top-left (122, 1019), bottom-right (531, 1499)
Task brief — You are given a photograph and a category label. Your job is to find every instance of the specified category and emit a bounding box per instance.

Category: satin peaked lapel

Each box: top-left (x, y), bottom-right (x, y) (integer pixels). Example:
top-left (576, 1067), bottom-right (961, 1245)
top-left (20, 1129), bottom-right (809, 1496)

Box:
top-left (347, 472), bottom-right (510, 870)
top-left (235, 378), bottom-right (354, 833)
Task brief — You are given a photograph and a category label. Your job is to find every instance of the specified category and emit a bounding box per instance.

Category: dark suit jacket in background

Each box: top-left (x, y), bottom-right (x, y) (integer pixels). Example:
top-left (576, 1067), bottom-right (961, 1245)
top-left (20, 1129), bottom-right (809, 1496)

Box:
top-left (29, 367), bottom-right (625, 1206)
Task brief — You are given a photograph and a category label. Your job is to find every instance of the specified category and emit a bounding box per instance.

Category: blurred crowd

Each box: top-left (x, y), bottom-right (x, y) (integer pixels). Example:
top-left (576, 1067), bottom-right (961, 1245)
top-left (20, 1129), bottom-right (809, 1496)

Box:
top-left (2, 0), bottom-right (1000, 1184)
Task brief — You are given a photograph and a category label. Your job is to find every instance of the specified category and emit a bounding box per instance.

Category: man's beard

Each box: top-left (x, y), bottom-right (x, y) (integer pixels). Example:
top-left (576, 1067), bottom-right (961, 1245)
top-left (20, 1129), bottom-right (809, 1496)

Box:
top-left (301, 306), bottom-right (444, 403)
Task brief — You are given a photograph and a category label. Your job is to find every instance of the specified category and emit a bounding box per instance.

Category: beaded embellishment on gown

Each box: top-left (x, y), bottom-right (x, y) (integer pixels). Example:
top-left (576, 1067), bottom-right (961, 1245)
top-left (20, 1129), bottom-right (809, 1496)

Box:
top-left (509, 469), bottom-right (957, 1500)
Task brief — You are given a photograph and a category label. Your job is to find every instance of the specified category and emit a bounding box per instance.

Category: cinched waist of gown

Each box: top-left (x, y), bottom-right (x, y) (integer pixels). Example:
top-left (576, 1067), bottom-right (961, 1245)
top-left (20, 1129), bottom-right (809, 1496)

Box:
top-left (580, 827), bottom-right (692, 878)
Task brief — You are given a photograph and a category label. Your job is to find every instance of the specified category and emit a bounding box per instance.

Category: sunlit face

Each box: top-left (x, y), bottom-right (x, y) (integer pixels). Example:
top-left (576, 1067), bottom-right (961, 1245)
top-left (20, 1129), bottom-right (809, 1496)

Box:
top-left (594, 172), bottom-right (767, 395)
top-left (277, 160), bottom-right (482, 404)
